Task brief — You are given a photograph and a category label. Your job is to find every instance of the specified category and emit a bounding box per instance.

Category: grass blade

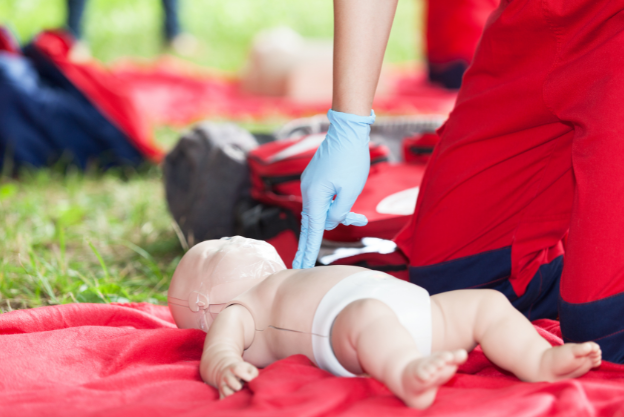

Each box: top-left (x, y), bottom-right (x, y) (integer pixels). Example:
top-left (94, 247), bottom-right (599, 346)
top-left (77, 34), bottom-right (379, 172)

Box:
top-left (87, 241), bottom-right (109, 280)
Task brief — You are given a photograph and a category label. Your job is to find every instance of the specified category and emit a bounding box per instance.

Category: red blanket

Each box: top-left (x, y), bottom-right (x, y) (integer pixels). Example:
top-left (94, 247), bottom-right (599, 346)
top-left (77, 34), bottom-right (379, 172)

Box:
top-left (2, 302), bottom-right (623, 416)
top-left (111, 59), bottom-right (458, 126)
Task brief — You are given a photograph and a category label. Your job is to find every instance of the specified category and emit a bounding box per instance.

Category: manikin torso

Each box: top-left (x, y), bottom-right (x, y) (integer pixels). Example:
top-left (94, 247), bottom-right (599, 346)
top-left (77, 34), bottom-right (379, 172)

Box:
top-left (166, 237), bottom-right (370, 368)
top-left (228, 264), bottom-right (367, 367)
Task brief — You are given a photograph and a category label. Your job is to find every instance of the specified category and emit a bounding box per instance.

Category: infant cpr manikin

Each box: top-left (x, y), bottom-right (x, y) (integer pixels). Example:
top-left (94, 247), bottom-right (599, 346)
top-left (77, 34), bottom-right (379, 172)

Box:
top-left (168, 237), bottom-right (602, 409)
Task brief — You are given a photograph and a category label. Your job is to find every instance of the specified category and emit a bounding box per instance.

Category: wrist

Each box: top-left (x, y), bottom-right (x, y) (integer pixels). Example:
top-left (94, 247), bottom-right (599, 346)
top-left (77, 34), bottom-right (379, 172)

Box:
top-left (326, 109), bottom-right (376, 146)
top-left (328, 109), bottom-right (376, 125)
top-left (330, 100), bottom-right (372, 117)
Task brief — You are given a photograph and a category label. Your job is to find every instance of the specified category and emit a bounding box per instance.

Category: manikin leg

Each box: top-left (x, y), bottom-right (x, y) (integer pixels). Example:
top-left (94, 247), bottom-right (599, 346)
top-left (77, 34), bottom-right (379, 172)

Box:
top-left (331, 291), bottom-right (600, 409)
top-left (331, 298), bottom-right (467, 409)
top-left (431, 290), bottom-right (601, 382)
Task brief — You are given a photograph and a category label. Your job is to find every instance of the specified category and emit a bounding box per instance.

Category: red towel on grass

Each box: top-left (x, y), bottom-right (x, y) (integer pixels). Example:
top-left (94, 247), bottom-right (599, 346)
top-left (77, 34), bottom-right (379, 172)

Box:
top-left (1, 302), bottom-right (624, 416)
top-left (111, 59), bottom-right (458, 126)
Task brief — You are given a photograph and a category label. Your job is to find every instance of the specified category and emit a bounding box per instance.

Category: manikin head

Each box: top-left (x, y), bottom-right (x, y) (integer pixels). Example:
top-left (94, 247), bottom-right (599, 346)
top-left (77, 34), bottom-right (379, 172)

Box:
top-left (168, 236), bottom-right (286, 331)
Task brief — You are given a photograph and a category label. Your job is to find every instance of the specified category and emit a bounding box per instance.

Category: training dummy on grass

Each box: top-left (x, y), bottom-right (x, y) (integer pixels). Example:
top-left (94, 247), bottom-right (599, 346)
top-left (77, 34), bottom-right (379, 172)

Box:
top-left (168, 237), bottom-right (601, 409)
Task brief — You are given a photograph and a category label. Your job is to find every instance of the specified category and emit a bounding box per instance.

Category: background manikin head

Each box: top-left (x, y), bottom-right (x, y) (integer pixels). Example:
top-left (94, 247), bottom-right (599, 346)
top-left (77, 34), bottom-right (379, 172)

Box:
top-left (168, 236), bottom-right (286, 331)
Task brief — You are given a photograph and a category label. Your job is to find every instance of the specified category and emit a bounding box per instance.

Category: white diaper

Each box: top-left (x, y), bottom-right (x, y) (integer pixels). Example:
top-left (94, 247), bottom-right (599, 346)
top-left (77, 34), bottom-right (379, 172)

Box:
top-left (311, 270), bottom-right (432, 377)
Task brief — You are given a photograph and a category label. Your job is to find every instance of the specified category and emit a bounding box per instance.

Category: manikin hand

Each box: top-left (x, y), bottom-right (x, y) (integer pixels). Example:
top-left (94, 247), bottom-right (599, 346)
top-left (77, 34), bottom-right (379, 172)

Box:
top-left (293, 109), bottom-right (376, 269)
top-left (217, 361), bottom-right (259, 398)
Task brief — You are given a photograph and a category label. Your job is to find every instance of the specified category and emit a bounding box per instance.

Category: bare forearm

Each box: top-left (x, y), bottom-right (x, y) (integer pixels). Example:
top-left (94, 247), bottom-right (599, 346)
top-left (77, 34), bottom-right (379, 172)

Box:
top-left (332, 0), bottom-right (398, 116)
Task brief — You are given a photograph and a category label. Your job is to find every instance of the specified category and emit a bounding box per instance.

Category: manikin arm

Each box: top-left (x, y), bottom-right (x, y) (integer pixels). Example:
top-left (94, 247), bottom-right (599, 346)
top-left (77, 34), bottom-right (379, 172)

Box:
top-left (200, 305), bottom-right (258, 398)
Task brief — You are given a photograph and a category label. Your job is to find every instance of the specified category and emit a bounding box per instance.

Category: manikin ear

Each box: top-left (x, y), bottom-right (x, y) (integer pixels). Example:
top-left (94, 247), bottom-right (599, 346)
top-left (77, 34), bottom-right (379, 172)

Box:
top-left (169, 303), bottom-right (207, 330)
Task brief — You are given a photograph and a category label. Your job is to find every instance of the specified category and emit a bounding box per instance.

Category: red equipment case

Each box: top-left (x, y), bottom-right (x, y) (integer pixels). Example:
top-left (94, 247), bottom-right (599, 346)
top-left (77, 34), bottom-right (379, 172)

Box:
top-left (247, 134), bottom-right (427, 243)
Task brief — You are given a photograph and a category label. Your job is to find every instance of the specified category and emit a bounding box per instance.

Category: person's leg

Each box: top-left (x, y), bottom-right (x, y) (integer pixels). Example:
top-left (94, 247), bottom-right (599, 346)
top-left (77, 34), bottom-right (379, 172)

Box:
top-left (162, 0), bottom-right (197, 55)
top-left (331, 298), bottom-right (467, 409)
top-left (432, 290), bottom-right (601, 381)
top-left (542, 0), bottom-right (624, 363)
top-left (394, 0), bottom-right (572, 321)
top-left (66, 0), bottom-right (87, 39)
top-left (161, 0), bottom-right (181, 42)
top-left (425, 0), bottom-right (499, 88)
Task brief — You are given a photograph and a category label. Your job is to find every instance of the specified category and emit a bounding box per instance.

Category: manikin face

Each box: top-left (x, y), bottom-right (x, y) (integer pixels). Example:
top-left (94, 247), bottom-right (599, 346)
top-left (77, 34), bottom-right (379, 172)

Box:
top-left (168, 236), bottom-right (286, 331)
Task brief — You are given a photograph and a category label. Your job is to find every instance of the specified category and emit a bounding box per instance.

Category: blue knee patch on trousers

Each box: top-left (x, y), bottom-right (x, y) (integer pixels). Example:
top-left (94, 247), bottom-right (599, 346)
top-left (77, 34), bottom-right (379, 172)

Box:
top-left (409, 246), bottom-right (561, 320)
top-left (560, 293), bottom-right (624, 363)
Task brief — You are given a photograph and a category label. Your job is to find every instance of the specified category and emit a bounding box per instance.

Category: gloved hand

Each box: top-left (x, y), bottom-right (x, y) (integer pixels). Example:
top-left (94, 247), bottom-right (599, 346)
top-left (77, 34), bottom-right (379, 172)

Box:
top-left (292, 109), bottom-right (376, 269)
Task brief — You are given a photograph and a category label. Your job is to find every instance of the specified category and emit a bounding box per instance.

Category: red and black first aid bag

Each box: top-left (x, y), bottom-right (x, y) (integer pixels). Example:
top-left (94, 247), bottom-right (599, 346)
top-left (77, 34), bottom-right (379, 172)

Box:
top-left (247, 134), bottom-right (427, 242)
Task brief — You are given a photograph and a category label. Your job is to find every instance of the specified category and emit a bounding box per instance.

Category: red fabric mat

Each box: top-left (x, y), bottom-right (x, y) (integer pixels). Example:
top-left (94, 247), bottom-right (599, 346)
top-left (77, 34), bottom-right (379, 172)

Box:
top-left (2, 302), bottom-right (624, 416)
top-left (111, 59), bottom-right (458, 126)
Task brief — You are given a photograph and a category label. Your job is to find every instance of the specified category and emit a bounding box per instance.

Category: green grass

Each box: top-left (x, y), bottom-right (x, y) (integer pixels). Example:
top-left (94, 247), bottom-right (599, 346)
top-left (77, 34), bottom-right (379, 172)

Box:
top-left (0, 0), bottom-right (421, 70)
top-left (0, 1), bottom-right (420, 311)
top-left (0, 156), bottom-right (184, 311)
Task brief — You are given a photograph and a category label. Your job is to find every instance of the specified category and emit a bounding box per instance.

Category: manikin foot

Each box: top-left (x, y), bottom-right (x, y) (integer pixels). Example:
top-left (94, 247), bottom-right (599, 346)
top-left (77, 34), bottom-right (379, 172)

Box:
top-left (398, 349), bottom-right (468, 409)
top-left (537, 342), bottom-right (602, 382)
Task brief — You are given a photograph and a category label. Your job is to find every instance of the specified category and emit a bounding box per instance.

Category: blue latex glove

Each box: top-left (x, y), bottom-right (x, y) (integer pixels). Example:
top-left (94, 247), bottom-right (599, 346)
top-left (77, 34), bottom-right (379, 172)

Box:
top-left (292, 109), bottom-right (376, 269)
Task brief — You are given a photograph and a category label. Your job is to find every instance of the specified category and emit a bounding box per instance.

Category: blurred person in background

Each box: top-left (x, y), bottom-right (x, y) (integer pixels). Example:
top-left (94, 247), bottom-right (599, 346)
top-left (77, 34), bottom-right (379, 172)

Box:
top-left (66, 0), bottom-right (197, 59)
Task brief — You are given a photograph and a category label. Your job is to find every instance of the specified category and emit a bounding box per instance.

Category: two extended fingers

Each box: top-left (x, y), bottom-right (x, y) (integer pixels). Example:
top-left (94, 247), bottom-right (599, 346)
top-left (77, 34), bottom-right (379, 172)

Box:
top-left (295, 201), bottom-right (330, 269)
top-left (295, 195), bottom-right (367, 269)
